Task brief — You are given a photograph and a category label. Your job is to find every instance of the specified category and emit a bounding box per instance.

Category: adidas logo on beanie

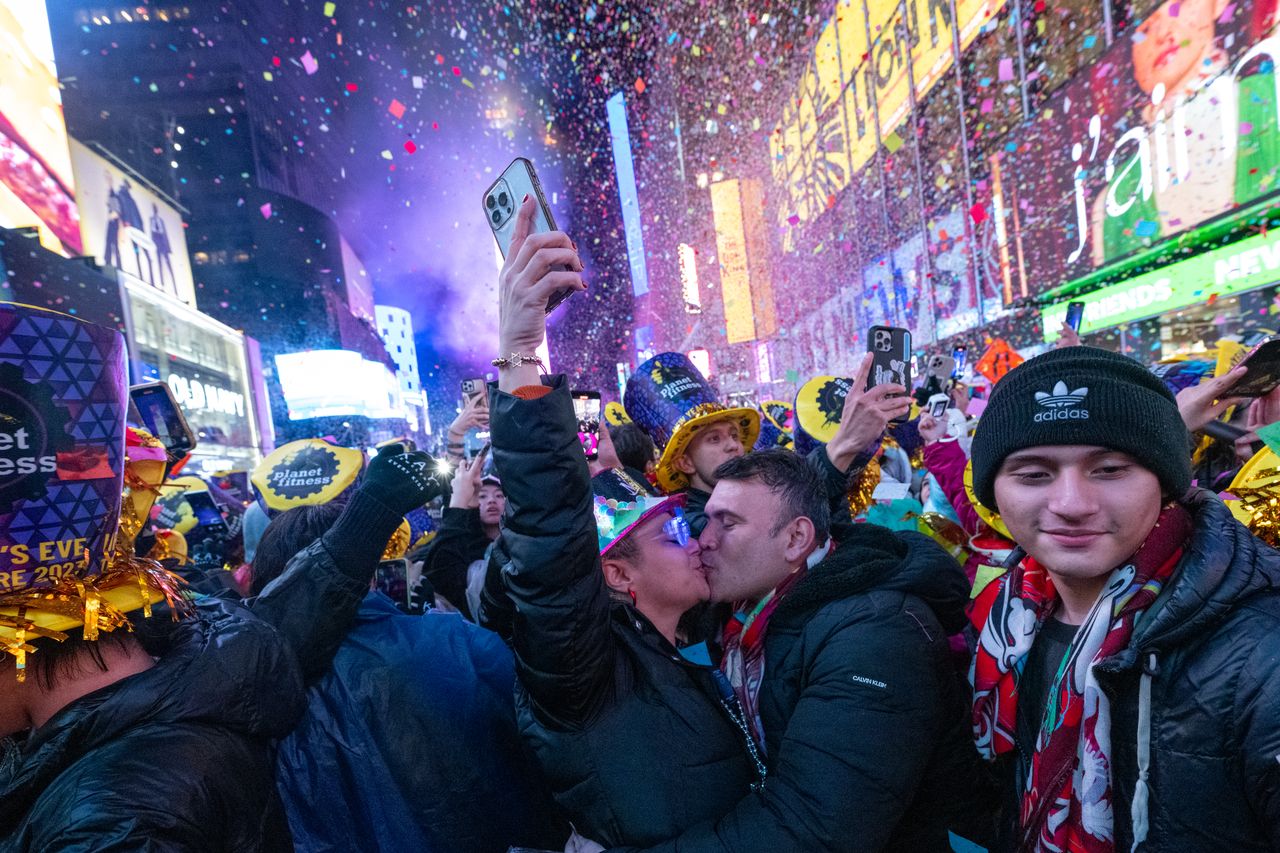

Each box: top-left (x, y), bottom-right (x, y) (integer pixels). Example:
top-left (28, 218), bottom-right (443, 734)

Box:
top-left (970, 346), bottom-right (1191, 511)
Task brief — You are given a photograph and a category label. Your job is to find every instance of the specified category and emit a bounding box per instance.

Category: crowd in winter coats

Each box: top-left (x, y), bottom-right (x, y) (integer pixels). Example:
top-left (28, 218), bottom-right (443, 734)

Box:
top-left (3, 200), bottom-right (1279, 853)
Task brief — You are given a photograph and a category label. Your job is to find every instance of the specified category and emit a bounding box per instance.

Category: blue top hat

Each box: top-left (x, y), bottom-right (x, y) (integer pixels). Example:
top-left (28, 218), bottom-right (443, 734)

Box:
top-left (754, 400), bottom-right (794, 451)
top-left (623, 352), bottom-right (760, 493)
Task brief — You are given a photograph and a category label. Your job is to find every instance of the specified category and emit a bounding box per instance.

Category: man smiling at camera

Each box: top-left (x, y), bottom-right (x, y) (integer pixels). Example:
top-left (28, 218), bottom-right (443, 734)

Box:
top-left (968, 345), bottom-right (1280, 852)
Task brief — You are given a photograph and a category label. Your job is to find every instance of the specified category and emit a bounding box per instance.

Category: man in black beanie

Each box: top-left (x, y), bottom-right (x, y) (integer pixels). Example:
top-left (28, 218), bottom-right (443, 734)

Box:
top-left (967, 345), bottom-right (1280, 852)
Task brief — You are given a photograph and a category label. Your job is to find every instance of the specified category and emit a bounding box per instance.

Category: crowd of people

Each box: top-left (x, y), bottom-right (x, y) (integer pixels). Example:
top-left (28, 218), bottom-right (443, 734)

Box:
top-left (2, 195), bottom-right (1279, 852)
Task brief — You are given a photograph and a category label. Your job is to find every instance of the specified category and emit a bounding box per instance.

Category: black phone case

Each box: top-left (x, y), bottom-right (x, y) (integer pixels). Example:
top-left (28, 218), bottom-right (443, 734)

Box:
top-left (867, 325), bottom-right (912, 391)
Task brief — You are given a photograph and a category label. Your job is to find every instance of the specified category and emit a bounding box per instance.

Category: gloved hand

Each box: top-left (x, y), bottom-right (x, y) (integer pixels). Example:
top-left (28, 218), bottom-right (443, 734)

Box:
top-left (359, 445), bottom-right (447, 515)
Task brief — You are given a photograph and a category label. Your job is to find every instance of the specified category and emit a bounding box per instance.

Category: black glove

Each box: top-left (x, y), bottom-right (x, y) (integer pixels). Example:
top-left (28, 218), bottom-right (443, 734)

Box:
top-left (359, 445), bottom-right (447, 516)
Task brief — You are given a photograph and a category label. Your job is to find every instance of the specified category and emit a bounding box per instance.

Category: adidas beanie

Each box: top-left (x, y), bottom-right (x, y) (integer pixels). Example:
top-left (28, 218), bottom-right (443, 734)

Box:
top-left (970, 346), bottom-right (1191, 511)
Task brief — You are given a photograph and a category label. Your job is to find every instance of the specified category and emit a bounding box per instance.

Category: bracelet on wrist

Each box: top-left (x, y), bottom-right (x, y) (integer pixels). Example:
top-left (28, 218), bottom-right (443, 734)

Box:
top-left (492, 351), bottom-right (546, 372)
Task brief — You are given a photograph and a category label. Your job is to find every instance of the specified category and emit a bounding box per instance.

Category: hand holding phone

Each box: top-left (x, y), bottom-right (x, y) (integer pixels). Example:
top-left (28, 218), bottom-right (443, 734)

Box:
top-left (826, 353), bottom-right (913, 472)
top-left (496, 194), bottom-right (585, 391)
top-left (486, 158), bottom-right (581, 314)
top-left (1230, 338), bottom-right (1280, 398)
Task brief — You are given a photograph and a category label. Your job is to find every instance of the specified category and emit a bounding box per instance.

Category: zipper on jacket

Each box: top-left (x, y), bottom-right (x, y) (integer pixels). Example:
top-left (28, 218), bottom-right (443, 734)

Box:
top-left (710, 669), bottom-right (767, 792)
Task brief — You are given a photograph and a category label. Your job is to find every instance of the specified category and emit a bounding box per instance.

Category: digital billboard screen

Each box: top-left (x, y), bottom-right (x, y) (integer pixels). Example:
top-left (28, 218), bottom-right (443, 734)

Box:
top-left (274, 350), bottom-right (405, 421)
top-left (0, 1), bottom-right (80, 255)
top-left (70, 140), bottom-right (197, 307)
top-left (1006, 1), bottom-right (1280, 297)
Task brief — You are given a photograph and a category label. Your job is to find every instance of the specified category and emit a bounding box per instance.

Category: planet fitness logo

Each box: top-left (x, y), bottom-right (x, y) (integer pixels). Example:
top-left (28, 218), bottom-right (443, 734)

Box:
top-left (0, 363), bottom-right (73, 514)
top-left (267, 445), bottom-right (341, 500)
top-left (1033, 381), bottom-right (1089, 422)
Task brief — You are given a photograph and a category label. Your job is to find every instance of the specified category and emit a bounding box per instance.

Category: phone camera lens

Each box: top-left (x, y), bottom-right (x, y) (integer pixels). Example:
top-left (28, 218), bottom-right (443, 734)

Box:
top-left (498, 192), bottom-right (509, 207)
top-left (486, 195), bottom-right (496, 209)
top-left (491, 210), bottom-right (501, 224)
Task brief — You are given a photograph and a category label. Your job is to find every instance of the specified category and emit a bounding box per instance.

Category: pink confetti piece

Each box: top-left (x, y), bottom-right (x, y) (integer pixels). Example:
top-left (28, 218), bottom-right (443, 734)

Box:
top-left (388, 99), bottom-right (405, 119)
top-left (301, 50), bottom-right (318, 75)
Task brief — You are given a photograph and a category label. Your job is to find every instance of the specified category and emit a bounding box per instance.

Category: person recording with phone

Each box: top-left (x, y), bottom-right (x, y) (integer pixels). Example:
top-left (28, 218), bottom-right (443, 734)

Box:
top-left (417, 446), bottom-right (505, 621)
top-left (488, 194), bottom-right (760, 848)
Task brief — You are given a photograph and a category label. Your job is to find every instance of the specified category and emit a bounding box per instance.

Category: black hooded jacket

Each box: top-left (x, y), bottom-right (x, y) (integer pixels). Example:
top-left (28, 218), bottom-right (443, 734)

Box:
top-left (1040, 491), bottom-right (1280, 851)
top-left (624, 521), bottom-right (996, 853)
top-left (491, 378), bottom-right (756, 848)
top-left (0, 600), bottom-right (306, 853)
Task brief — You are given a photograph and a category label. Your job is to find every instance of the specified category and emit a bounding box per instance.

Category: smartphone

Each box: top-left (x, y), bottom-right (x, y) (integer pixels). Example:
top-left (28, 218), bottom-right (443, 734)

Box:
top-left (1231, 337), bottom-right (1280, 397)
top-left (375, 558), bottom-right (411, 609)
top-left (951, 346), bottom-right (968, 378)
top-left (461, 378), bottom-right (487, 407)
top-left (183, 489), bottom-right (230, 547)
top-left (867, 325), bottom-right (912, 391)
top-left (927, 393), bottom-right (950, 419)
top-left (129, 382), bottom-right (197, 461)
top-left (1065, 301), bottom-right (1086, 332)
top-left (483, 157), bottom-right (574, 313)
top-left (926, 354), bottom-right (956, 382)
top-left (572, 390), bottom-right (602, 461)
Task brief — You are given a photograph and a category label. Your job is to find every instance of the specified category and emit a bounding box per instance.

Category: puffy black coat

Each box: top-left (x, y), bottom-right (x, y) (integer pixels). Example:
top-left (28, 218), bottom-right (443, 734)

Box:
top-left (1018, 491), bottom-right (1280, 852)
top-left (491, 378), bottom-right (756, 848)
top-left (623, 522), bottom-right (996, 853)
top-left (0, 599), bottom-right (306, 853)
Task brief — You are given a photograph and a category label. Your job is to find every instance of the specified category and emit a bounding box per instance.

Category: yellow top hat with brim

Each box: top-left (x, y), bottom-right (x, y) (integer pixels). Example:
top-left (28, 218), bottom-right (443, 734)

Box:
top-left (623, 353), bottom-right (759, 494)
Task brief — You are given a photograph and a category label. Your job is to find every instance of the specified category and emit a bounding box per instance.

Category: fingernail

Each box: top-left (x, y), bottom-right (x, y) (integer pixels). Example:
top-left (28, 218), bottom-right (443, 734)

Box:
top-left (522, 194), bottom-right (529, 203)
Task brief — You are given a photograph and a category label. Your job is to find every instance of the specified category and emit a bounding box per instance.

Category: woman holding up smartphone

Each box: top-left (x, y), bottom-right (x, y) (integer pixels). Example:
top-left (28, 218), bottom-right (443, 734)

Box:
top-left (489, 196), bottom-right (758, 848)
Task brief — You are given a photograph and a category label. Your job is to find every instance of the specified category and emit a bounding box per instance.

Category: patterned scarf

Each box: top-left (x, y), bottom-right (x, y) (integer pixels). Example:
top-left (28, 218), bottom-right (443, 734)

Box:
top-left (720, 566), bottom-right (806, 754)
top-left (969, 504), bottom-right (1192, 852)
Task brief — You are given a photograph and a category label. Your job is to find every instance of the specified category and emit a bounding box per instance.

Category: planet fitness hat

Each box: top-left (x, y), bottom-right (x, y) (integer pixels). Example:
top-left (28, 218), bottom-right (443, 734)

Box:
top-left (251, 438), bottom-right (365, 512)
top-left (793, 375), bottom-right (854, 458)
top-left (754, 400), bottom-right (795, 451)
top-left (624, 353), bottom-right (759, 493)
top-left (0, 303), bottom-right (184, 676)
top-left (970, 346), bottom-right (1192, 511)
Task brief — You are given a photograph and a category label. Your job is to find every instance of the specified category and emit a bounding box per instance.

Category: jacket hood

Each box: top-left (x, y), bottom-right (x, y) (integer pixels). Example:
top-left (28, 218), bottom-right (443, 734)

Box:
top-left (1135, 490), bottom-right (1280, 651)
top-left (777, 520), bottom-right (970, 634)
top-left (1, 598), bottom-right (304, 813)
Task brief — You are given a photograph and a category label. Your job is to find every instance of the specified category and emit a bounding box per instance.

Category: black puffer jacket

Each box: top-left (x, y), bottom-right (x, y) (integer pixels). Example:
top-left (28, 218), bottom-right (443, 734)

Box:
top-left (0, 600), bottom-right (306, 853)
top-left (624, 522), bottom-right (996, 853)
top-left (1051, 491), bottom-right (1280, 851)
top-left (491, 378), bottom-right (756, 848)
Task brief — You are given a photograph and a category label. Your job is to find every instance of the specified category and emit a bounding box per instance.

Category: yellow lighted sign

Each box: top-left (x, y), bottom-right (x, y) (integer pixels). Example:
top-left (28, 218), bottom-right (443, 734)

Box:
top-left (711, 180), bottom-right (756, 345)
top-left (775, 0), bottom-right (1008, 235)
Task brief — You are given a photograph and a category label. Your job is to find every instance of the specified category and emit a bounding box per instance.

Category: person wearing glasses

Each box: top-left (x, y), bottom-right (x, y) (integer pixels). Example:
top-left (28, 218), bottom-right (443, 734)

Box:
top-left (486, 196), bottom-right (759, 848)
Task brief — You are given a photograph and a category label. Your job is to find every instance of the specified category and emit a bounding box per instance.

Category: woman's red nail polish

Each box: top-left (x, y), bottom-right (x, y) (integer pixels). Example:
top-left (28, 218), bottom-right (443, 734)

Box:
top-left (522, 194), bottom-right (529, 203)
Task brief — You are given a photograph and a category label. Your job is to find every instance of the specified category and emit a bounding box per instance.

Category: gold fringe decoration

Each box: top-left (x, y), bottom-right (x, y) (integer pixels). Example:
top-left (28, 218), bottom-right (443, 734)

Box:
top-left (846, 458), bottom-right (882, 518)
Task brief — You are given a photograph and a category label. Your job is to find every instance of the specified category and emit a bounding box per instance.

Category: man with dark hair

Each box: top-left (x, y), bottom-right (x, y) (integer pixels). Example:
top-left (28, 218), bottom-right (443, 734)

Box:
top-left (609, 422), bottom-right (658, 477)
top-left (968, 345), bottom-right (1280, 850)
top-left (620, 446), bottom-right (994, 852)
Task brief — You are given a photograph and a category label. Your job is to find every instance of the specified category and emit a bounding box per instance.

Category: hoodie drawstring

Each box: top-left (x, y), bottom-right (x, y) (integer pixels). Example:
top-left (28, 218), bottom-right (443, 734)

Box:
top-left (1130, 651), bottom-right (1158, 852)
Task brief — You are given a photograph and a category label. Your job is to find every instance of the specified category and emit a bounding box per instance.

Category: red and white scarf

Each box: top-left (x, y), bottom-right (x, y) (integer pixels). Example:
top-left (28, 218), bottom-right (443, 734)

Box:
top-left (969, 504), bottom-right (1191, 852)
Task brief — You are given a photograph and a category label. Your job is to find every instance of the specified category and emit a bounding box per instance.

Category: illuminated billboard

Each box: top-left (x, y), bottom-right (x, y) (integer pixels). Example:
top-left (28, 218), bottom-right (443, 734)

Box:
top-left (0, 1), bottom-right (80, 255)
top-left (771, 0), bottom-right (1007, 240)
top-left (274, 350), bottom-right (405, 421)
top-left (711, 179), bottom-right (756, 345)
top-left (1007, 1), bottom-right (1280, 297)
top-left (69, 140), bottom-right (197, 306)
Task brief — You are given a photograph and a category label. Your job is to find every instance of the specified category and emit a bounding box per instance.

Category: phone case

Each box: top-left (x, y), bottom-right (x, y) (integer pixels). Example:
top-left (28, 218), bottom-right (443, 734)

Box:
top-left (482, 158), bottom-right (572, 312)
top-left (1233, 339), bottom-right (1280, 397)
top-left (867, 325), bottom-right (912, 391)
